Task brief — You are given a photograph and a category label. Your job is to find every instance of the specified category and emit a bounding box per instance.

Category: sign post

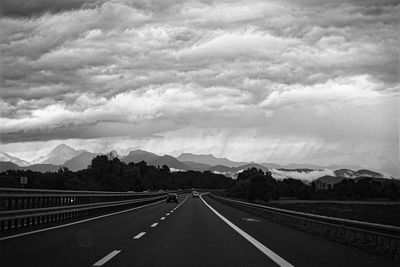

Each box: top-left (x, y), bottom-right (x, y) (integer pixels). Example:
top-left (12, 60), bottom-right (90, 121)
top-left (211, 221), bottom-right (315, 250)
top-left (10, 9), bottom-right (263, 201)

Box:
top-left (20, 176), bottom-right (28, 189)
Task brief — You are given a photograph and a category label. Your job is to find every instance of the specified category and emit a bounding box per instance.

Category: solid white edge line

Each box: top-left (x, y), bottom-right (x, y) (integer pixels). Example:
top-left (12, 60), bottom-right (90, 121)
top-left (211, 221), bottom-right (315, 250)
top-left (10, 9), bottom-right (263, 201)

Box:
top-left (93, 250), bottom-right (121, 266)
top-left (151, 223), bottom-right (158, 227)
top-left (200, 194), bottom-right (294, 267)
top-left (133, 232), bottom-right (146, 239)
top-left (0, 198), bottom-right (166, 241)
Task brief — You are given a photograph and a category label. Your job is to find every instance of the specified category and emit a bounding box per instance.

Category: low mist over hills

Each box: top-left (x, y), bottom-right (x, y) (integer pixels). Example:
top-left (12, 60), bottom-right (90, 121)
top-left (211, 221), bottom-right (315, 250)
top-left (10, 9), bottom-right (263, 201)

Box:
top-left (0, 144), bottom-right (398, 186)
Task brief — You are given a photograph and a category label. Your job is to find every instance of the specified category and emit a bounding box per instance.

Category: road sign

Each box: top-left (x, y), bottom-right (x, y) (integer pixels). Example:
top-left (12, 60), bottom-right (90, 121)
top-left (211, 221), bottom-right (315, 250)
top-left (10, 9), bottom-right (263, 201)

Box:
top-left (20, 176), bottom-right (28, 185)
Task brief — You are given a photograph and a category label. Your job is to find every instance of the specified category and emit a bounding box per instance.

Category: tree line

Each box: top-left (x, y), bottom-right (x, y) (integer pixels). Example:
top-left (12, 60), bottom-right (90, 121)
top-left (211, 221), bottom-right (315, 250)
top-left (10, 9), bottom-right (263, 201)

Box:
top-left (228, 168), bottom-right (400, 202)
top-left (1, 156), bottom-right (399, 201)
top-left (0, 155), bottom-right (232, 191)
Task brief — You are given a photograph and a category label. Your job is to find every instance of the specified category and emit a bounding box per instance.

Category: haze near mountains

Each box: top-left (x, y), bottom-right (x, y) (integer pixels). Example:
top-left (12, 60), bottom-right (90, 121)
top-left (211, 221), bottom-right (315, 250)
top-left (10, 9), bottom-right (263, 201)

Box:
top-left (0, 144), bottom-right (397, 185)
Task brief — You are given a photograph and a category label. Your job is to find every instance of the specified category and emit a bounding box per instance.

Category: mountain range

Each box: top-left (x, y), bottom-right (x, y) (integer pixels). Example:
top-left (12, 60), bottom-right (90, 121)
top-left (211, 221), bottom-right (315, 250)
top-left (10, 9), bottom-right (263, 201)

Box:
top-left (0, 152), bottom-right (30, 166)
top-left (0, 144), bottom-right (397, 186)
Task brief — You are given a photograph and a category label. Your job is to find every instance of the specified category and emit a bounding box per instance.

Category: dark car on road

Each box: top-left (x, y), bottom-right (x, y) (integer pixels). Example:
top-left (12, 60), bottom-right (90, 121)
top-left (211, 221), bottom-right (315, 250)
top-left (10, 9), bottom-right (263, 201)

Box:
top-left (166, 193), bottom-right (178, 203)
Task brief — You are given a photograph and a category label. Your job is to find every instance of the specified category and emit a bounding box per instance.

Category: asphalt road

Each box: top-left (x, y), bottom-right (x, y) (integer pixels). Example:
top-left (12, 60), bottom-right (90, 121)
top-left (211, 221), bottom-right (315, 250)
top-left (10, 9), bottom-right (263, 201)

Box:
top-left (0, 194), bottom-right (397, 267)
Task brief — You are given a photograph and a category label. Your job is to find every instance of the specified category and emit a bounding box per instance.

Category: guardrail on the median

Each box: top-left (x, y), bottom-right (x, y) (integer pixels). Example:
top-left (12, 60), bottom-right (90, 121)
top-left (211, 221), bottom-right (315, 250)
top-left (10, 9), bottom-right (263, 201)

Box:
top-left (0, 187), bottom-right (182, 233)
top-left (210, 194), bottom-right (400, 261)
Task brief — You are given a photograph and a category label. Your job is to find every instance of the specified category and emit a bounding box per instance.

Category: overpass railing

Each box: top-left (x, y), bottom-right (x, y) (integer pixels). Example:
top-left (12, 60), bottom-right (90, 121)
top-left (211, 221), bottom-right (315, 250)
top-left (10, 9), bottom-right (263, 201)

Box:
top-left (0, 188), bottom-right (182, 233)
top-left (210, 194), bottom-right (400, 261)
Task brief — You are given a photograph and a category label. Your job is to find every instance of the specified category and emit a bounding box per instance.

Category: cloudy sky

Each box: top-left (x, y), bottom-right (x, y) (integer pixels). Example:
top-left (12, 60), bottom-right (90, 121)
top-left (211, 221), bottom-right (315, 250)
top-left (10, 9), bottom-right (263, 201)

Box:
top-left (0, 0), bottom-right (399, 175)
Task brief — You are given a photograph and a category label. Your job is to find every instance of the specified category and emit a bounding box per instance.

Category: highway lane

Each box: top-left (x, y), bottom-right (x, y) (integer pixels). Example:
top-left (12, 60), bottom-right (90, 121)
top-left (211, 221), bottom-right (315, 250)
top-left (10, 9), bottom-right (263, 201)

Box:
top-left (0, 195), bottom-right (186, 267)
top-left (202, 195), bottom-right (397, 267)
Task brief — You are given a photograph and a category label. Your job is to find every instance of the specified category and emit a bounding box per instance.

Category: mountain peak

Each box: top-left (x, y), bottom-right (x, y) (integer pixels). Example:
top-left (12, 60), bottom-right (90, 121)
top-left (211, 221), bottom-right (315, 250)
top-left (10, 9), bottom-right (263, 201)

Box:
top-left (52, 144), bottom-right (76, 152)
top-left (122, 149), bottom-right (159, 164)
top-left (0, 152), bottom-right (30, 166)
top-left (32, 144), bottom-right (81, 165)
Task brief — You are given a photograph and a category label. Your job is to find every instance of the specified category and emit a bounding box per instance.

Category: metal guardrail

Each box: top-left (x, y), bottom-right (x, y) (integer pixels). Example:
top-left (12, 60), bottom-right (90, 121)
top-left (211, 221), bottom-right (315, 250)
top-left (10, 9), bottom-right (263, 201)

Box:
top-left (0, 187), bottom-right (183, 233)
top-left (210, 194), bottom-right (400, 260)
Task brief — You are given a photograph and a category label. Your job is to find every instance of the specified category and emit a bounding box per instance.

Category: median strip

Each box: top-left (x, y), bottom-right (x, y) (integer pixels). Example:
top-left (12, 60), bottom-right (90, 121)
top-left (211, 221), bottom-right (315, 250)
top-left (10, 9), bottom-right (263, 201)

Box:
top-left (93, 250), bottom-right (121, 266)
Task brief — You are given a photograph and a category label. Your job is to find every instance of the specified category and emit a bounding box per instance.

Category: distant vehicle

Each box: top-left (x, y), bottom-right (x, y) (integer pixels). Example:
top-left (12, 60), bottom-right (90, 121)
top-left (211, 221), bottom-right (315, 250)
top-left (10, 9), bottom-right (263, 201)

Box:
top-left (166, 193), bottom-right (178, 203)
top-left (192, 191), bottom-right (200, 197)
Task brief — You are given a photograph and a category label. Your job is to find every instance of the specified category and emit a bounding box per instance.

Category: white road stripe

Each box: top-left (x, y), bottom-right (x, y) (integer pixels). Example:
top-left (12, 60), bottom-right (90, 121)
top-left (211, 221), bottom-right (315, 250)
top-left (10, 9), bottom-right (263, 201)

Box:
top-left (166, 213), bottom-right (170, 216)
top-left (160, 217), bottom-right (166, 220)
top-left (0, 199), bottom-right (166, 241)
top-left (176, 195), bottom-right (188, 208)
top-left (93, 250), bottom-right (121, 266)
top-left (133, 232), bottom-right (146, 239)
top-left (200, 194), bottom-right (294, 267)
top-left (151, 223), bottom-right (158, 227)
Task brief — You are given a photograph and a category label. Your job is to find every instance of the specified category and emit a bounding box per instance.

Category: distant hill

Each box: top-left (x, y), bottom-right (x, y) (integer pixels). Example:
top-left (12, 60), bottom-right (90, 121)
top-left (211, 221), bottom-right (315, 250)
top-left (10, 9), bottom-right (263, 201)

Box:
top-left (207, 162), bottom-right (270, 178)
top-left (0, 161), bottom-right (22, 172)
top-left (63, 151), bottom-right (98, 171)
top-left (324, 164), bottom-right (365, 171)
top-left (260, 162), bottom-right (282, 169)
top-left (0, 161), bottom-right (61, 172)
top-left (236, 163), bottom-right (270, 172)
top-left (281, 163), bottom-right (324, 169)
top-left (334, 169), bottom-right (357, 178)
top-left (149, 155), bottom-right (188, 170)
top-left (333, 169), bottom-right (384, 178)
top-left (0, 152), bottom-right (30, 166)
top-left (181, 161), bottom-right (211, 171)
top-left (177, 153), bottom-right (246, 167)
top-left (356, 169), bottom-right (384, 178)
top-left (31, 144), bottom-right (83, 165)
top-left (22, 164), bottom-right (61, 172)
top-left (122, 150), bottom-right (160, 164)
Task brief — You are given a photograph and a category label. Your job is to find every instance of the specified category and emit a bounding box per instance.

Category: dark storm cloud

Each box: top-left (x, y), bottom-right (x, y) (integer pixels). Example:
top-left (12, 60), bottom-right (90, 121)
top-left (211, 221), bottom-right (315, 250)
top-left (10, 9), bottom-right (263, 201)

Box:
top-left (0, 0), bottom-right (100, 17)
top-left (0, 0), bottom-right (398, 174)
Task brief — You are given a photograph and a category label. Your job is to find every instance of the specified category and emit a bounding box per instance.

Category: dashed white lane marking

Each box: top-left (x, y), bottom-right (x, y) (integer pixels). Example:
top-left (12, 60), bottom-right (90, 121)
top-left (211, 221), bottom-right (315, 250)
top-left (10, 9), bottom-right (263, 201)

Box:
top-left (160, 217), bottom-right (166, 220)
top-left (175, 195), bottom-right (188, 209)
top-left (166, 213), bottom-right (170, 216)
top-left (133, 232), bottom-right (146, 239)
top-left (200, 194), bottom-right (294, 267)
top-left (151, 223), bottom-right (158, 227)
top-left (93, 250), bottom-right (121, 266)
top-left (0, 199), bottom-right (166, 241)
top-left (242, 218), bottom-right (260, 222)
